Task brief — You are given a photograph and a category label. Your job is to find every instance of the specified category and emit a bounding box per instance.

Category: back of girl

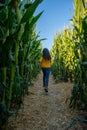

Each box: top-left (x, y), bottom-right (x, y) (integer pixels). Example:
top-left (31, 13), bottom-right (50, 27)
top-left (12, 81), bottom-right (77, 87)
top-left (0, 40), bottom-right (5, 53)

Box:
top-left (39, 48), bottom-right (51, 93)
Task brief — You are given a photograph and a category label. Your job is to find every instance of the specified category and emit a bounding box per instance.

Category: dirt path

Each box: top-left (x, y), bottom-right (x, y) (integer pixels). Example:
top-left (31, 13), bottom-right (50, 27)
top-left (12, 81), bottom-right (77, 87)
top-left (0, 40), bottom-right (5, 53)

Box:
top-left (8, 72), bottom-right (83, 130)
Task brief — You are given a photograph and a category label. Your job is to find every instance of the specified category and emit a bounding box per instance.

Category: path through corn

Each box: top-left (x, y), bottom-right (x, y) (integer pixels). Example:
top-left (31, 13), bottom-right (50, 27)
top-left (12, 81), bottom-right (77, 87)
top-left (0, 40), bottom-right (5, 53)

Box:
top-left (8, 72), bottom-right (82, 130)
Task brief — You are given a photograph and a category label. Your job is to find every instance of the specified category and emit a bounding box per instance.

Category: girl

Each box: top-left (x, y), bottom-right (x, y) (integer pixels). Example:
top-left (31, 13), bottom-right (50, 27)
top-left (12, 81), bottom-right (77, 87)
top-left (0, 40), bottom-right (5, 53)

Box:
top-left (39, 48), bottom-right (51, 92)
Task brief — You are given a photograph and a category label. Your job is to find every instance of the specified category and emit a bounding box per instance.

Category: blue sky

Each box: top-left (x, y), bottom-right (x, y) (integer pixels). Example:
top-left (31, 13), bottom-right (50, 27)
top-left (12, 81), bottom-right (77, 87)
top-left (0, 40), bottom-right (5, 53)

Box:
top-left (35, 0), bottom-right (74, 50)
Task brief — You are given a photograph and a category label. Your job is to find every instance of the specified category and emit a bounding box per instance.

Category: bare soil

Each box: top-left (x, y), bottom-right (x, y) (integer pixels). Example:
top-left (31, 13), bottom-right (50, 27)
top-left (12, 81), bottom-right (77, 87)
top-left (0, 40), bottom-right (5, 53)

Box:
top-left (8, 72), bottom-right (87, 130)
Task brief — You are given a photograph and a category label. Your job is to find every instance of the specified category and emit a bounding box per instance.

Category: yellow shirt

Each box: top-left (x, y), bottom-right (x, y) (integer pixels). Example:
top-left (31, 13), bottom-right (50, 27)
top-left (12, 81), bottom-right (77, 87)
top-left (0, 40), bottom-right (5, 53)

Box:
top-left (39, 56), bottom-right (51, 68)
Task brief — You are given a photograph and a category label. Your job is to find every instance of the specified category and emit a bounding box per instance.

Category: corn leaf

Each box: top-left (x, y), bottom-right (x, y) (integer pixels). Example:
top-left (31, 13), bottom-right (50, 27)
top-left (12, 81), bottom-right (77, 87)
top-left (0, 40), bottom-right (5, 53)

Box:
top-left (30, 11), bottom-right (43, 29)
top-left (21, 0), bottom-right (43, 23)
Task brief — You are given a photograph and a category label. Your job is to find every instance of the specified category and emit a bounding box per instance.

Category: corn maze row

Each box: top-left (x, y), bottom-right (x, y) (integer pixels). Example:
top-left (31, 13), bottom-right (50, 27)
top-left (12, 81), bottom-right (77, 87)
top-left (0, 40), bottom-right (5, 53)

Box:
top-left (0, 0), bottom-right (43, 129)
top-left (0, 0), bottom-right (87, 129)
top-left (51, 0), bottom-right (87, 109)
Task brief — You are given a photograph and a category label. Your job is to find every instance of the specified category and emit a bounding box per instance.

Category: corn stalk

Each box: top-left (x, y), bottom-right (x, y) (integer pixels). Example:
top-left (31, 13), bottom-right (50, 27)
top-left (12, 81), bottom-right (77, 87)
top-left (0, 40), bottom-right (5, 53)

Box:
top-left (51, 0), bottom-right (87, 110)
top-left (69, 0), bottom-right (87, 109)
top-left (0, 0), bottom-right (43, 128)
top-left (51, 27), bottom-right (75, 82)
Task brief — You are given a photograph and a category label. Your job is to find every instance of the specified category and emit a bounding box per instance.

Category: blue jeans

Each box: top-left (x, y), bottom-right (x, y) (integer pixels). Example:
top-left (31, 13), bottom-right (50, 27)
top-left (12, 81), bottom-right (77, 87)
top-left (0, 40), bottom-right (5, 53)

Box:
top-left (42, 68), bottom-right (51, 88)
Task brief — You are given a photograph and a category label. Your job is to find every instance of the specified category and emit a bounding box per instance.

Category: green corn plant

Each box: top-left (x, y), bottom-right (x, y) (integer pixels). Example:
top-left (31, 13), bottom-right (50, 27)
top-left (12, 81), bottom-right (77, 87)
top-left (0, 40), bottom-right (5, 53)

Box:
top-left (2, 67), bottom-right (6, 104)
top-left (51, 27), bottom-right (75, 82)
top-left (0, 1), bottom-right (13, 107)
top-left (8, 0), bottom-right (43, 109)
top-left (0, 1), bottom-right (18, 128)
top-left (0, 0), bottom-right (43, 128)
top-left (20, 11), bottom-right (43, 77)
top-left (7, 0), bottom-right (22, 109)
top-left (0, 1), bottom-right (8, 106)
top-left (17, 2), bottom-right (43, 95)
top-left (51, 0), bottom-right (87, 109)
top-left (69, 0), bottom-right (87, 109)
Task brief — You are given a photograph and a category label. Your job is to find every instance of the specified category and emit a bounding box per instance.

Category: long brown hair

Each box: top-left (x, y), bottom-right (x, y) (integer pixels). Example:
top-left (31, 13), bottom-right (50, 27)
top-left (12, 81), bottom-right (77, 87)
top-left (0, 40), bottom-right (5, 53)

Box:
top-left (42, 48), bottom-right (51, 60)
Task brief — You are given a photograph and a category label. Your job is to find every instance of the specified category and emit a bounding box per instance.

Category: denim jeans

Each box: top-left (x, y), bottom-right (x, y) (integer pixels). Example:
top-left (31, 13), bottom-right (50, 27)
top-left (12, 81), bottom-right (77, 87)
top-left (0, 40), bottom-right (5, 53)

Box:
top-left (42, 68), bottom-right (51, 88)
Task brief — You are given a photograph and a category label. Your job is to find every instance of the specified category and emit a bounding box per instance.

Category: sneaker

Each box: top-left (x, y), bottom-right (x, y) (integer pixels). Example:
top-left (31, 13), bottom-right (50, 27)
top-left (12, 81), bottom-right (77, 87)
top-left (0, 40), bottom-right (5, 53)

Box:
top-left (45, 88), bottom-right (48, 92)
